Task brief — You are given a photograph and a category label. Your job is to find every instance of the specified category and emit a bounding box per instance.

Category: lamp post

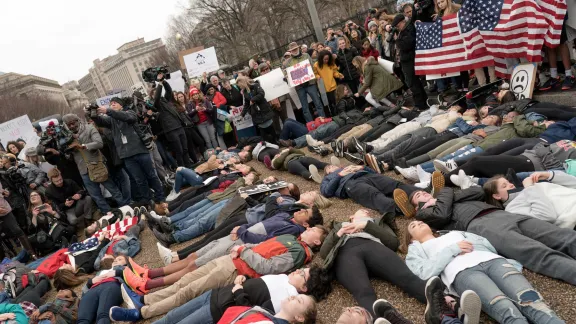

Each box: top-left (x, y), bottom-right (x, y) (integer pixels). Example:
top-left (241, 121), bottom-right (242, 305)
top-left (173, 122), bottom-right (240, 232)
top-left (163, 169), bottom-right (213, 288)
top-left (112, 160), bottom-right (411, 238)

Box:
top-left (306, 0), bottom-right (324, 42)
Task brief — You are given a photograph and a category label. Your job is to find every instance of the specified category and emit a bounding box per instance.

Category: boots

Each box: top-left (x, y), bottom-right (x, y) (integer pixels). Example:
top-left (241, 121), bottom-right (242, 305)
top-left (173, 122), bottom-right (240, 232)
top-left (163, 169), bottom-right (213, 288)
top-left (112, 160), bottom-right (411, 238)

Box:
top-left (18, 235), bottom-right (37, 260)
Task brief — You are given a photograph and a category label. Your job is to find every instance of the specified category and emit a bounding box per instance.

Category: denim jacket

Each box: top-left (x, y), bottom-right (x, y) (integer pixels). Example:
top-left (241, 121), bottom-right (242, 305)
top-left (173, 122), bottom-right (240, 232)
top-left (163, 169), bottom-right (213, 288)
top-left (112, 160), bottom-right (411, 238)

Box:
top-left (93, 236), bottom-right (141, 271)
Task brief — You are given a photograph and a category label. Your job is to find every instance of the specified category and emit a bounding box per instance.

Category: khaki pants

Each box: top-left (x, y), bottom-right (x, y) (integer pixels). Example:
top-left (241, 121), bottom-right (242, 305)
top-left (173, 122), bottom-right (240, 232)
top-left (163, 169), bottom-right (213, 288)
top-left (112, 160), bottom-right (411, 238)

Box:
top-left (474, 66), bottom-right (497, 86)
top-left (427, 138), bottom-right (474, 159)
top-left (369, 121), bottom-right (421, 151)
top-left (194, 155), bottom-right (220, 174)
top-left (141, 255), bottom-right (237, 318)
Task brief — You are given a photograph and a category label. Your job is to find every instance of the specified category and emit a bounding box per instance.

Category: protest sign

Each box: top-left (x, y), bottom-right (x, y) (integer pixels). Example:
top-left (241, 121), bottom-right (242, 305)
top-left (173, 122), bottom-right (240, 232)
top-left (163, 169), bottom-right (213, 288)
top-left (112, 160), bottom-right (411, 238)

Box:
top-left (183, 47), bottom-right (220, 78)
top-left (510, 63), bottom-right (537, 100)
top-left (96, 93), bottom-right (123, 108)
top-left (254, 69), bottom-right (291, 101)
top-left (238, 181), bottom-right (289, 196)
top-left (229, 105), bottom-right (253, 130)
top-left (0, 115), bottom-right (40, 159)
top-left (161, 70), bottom-right (186, 95)
top-left (286, 61), bottom-right (315, 87)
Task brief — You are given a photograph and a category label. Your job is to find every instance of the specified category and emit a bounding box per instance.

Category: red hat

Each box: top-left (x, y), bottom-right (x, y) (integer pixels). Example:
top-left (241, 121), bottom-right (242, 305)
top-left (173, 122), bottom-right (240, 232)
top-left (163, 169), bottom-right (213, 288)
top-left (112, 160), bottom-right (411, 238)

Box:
top-left (189, 87), bottom-right (200, 97)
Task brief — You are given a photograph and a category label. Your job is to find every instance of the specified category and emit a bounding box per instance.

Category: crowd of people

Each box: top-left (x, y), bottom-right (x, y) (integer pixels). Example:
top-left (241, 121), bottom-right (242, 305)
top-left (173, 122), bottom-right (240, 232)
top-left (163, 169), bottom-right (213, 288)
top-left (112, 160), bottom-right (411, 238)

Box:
top-left (0, 1), bottom-right (574, 323)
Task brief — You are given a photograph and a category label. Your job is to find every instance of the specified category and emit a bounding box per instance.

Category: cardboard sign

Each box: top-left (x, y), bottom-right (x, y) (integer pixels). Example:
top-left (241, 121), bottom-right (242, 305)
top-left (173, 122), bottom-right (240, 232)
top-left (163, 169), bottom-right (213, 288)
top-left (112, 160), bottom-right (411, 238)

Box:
top-left (510, 63), bottom-right (537, 100)
top-left (286, 61), bottom-right (315, 87)
top-left (183, 47), bottom-right (220, 78)
top-left (238, 181), bottom-right (289, 196)
top-left (96, 93), bottom-right (123, 108)
top-left (178, 46), bottom-right (205, 70)
top-left (254, 69), bottom-right (291, 101)
top-left (229, 105), bottom-right (254, 130)
top-left (0, 115), bottom-right (40, 160)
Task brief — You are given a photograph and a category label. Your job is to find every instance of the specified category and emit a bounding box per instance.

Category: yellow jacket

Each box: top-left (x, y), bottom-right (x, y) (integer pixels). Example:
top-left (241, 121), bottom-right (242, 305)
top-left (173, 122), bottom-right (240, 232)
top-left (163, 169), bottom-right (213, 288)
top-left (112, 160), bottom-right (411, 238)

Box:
top-left (313, 62), bottom-right (344, 92)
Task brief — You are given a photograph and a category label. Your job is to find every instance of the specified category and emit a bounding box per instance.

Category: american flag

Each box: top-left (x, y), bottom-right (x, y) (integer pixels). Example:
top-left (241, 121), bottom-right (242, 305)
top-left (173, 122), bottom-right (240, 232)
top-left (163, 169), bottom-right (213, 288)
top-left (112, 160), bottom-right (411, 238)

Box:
top-left (415, 0), bottom-right (566, 77)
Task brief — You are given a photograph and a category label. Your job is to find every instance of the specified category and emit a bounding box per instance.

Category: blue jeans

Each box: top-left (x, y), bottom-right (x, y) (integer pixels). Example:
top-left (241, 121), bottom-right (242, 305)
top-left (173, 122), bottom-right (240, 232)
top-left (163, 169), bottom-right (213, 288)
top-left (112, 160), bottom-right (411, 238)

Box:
top-left (170, 198), bottom-right (213, 224)
top-left (441, 317), bottom-right (462, 324)
top-left (172, 200), bottom-right (228, 243)
top-left (436, 76), bottom-right (459, 92)
top-left (453, 258), bottom-right (564, 324)
top-left (153, 291), bottom-right (213, 324)
top-left (174, 168), bottom-right (204, 193)
top-left (77, 281), bottom-right (122, 324)
top-left (297, 84), bottom-right (325, 122)
top-left (81, 173), bottom-right (129, 213)
top-left (420, 145), bottom-right (484, 173)
top-left (280, 118), bottom-right (308, 140)
top-left (124, 153), bottom-right (165, 203)
top-left (294, 122), bottom-right (340, 148)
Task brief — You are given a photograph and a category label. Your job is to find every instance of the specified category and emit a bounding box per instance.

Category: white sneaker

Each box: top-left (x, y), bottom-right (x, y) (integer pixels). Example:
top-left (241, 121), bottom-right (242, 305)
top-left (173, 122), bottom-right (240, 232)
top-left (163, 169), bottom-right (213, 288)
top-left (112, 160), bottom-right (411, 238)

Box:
top-left (149, 211), bottom-right (163, 221)
top-left (458, 170), bottom-right (477, 189)
top-left (157, 242), bottom-right (173, 266)
top-left (415, 181), bottom-right (430, 189)
top-left (416, 165), bottom-right (431, 183)
top-left (459, 290), bottom-right (482, 324)
top-left (374, 319), bottom-right (391, 324)
top-left (433, 159), bottom-right (458, 174)
top-left (306, 135), bottom-right (324, 147)
top-left (396, 166), bottom-right (419, 182)
top-left (309, 165), bottom-right (322, 184)
top-left (165, 189), bottom-right (181, 202)
top-left (330, 156), bottom-right (341, 167)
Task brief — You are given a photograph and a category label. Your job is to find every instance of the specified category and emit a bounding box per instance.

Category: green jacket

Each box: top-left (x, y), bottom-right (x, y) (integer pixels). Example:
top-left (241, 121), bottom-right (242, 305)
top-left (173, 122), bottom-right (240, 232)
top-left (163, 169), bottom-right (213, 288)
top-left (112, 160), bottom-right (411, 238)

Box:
top-left (358, 57), bottom-right (403, 101)
top-left (208, 177), bottom-right (246, 203)
top-left (283, 53), bottom-right (317, 86)
top-left (319, 216), bottom-right (399, 270)
top-left (272, 148), bottom-right (305, 171)
top-left (477, 115), bottom-right (545, 150)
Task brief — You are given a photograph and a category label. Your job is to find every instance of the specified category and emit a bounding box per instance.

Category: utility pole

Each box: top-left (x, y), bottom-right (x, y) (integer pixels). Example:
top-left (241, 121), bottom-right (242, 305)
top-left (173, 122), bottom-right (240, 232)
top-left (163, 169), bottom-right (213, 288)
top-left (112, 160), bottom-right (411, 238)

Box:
top-left (306, 0), bottom-right (325, 42)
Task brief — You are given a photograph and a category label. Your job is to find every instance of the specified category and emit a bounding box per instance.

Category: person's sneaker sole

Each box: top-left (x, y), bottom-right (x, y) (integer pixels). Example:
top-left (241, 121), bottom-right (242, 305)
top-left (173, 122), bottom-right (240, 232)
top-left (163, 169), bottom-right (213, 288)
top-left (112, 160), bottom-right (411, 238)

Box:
top-left (309, 165), bottom-right (322, 184)
top-left (374, 319), bottom-right (392, 324)
top-left (330, 156), bottom-right (340, 166)
top-left (459, 290), bottom-right (482, 324)
top-left (393, 189), bottom-right (415, 218)
top-left (431, 171), bottom-right (445, 197)
top-left (433, 160), bottom-right (454, 174)
top-left (425, 276), bottom-right (443, 324)
top-left (370, 154), bottom-right (382, 173)
top-left (121, 284), bottom-right (139, 309)
top-left (372, 299), bottom-right (392, 318)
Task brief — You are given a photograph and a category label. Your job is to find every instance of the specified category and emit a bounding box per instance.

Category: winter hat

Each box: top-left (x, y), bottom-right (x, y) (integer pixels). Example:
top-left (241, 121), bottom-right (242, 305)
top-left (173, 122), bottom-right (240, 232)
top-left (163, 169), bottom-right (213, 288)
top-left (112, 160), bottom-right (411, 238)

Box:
top-left (368, 21), bottom-right (378, 29)
top-left (205, 84), bottom-right (218, 93)
top-left (24, 147), bottom-right (37, 157)
top-left (189, 87), bottom-right (200, 97)
top-left (391, 14), bottom-right (406, 27)
top-left (109, 97), bottom-right (123, 106)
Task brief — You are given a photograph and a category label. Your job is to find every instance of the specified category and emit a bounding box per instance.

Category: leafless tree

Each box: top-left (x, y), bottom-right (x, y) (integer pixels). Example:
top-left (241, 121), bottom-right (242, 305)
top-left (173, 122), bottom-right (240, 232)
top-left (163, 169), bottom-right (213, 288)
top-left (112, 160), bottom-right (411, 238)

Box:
top-left (0, 92), bottom-right (71, 121)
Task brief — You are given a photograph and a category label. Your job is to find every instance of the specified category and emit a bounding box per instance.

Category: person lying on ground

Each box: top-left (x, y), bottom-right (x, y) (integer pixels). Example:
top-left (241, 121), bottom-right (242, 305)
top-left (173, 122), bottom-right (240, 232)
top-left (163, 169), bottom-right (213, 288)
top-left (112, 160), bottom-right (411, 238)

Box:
top-left (29, 289), bottom-right (78, 324)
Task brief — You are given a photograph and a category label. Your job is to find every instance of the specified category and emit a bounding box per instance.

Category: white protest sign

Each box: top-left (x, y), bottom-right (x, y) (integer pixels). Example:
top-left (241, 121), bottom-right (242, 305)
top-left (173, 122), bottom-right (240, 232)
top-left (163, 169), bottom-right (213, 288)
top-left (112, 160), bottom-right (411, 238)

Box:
top-left (377, 58), bottom-right (395, 74)
top-left (183, 47), bottom-right (220, 78)
top-left (96, 93), bottom-right (123, 108)
top-left (0, 115), bottom-right (40, 159)
top-left (286, 61), bottom-right (315, 87)
top-left (162, 70), bottom-right (186, 95)
top-left (510, 63), bottom-right (537, 100)
top-left (229, 105), bottom-right (253, 130)
top-left (254, 69), bottom-right (291, 101)
top-left (425, 71), bottom-right (460, 80)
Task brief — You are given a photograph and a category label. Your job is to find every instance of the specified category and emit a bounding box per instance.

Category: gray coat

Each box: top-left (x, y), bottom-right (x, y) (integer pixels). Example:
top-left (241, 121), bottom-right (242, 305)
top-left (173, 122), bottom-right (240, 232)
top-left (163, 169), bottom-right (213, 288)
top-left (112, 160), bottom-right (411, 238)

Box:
top-left (16, 162), bottom-right (47, 187)
top-left (92, 109), bottom-right (148, 159)
top-left (70, 124), bottom-right (105, 175)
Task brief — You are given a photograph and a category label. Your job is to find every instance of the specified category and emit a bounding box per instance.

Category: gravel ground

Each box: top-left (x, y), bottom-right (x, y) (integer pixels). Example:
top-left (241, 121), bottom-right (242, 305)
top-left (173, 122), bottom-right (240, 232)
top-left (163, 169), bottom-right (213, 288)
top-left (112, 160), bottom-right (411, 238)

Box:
top-left (41, 152), bottom-right (576, 323)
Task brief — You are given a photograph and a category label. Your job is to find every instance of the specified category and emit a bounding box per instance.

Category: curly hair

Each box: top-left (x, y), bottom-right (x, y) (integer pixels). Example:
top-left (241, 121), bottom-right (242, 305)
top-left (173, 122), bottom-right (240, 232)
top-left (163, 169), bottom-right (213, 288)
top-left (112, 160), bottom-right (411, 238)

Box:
top-left (305, 266), bottom-right (333, 301)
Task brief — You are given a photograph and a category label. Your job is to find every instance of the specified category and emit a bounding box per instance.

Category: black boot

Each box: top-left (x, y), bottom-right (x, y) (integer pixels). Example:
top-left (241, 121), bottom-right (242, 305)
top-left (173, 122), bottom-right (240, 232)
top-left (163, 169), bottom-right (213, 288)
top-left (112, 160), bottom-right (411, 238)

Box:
top-left (18, 235), bottom-right (37, 260)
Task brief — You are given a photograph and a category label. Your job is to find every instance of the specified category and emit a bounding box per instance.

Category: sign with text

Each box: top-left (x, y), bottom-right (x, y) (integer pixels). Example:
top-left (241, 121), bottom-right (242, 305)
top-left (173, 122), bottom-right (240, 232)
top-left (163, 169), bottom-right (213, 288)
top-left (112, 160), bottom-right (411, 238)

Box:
top-left (96, 93), bottom-right (123, 108)
top-left (0, 115), bottom-right (40, 159)
top-left (255, 69), bottom-right (291, 101)
top-left (183, 47), bottom-right (220, 78)
top-left (510, 63), bottom-right (537, 100)
top-left (286, 61), bottom-right (315, 87)
top-left (238, 181), bottom-right (289, 196)
top-left (229, 105), bottom-right (253, 130)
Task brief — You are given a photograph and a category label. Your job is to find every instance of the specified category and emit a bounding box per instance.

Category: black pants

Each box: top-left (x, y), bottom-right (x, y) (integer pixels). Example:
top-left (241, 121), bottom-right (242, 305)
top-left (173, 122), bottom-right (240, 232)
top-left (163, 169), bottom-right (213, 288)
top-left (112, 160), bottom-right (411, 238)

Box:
top-left (185, 127), bottom-right (206, 163)
top-left (480, 138), bottom-right (543, 157)
top-left (401, 60), bottom-right (427, 110)
top-left (257, 124), bottom-right (277, 144)
top-left (257, 148), bottom-right (281, 162)
top-left (446, 155), bottom-right (536, 183)
top-left (165, 128), bottom-right (192, 168)
top-left (326, 91), bottom-right (337, 115)
top-left (358, 122), bottom-right (395, 142)
top-left (525, 102), bottom-right (576, 121)
top-left (379, 127), bottom-right (438, 154)
top-left (12, 277), bottom-right (51, 307)
top-left (376, 128), bottom-right (438, 165)
top-left (286, 157), bottom-right (328, 179)
top-left (345, 173), bottom-right (418, 214)
top-left (334, 239), bottom-right (427, 318)
top-left (404, 131), bottom-right (458, 160)
top-left (177, 214), bottom-right (247, 259)
top-left (272, 107), bottom-right (289, 135)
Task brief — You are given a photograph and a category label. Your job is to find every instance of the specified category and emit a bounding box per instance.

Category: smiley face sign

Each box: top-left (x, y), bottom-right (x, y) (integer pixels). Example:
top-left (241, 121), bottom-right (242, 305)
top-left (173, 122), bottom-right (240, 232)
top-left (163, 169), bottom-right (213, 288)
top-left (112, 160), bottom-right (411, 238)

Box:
top-left (510, 63), bottom-right (537, 100)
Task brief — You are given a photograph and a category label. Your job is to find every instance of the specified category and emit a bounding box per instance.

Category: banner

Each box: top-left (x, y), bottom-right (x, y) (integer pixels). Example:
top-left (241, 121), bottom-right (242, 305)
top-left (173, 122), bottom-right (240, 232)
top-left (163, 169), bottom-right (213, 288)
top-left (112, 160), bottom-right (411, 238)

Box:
top-left (238, 181), bottom-right (289, 195)
top-left (183, 47), bottom-right (220, 78)
top-left (0, 115), bottom-right (40, 159)
top-left (96, 93), bottom-right (123, 108)
top-left (229, 105), bottom-right (253, 130)
top-left (254, 69), bottom-right (291, 101)
top-left (161, 70), bottom-right (186, 96)
top-left (286, 61), bottom-right (315, 87)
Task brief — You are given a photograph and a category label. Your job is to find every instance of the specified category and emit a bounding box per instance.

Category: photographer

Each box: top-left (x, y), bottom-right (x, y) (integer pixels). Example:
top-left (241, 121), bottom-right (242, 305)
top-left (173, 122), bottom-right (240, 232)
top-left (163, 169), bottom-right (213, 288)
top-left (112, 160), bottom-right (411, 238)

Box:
top-left (405, 0), bottom-right (435, 23)
top-left (91, 98), bottom-right (167, 215)
top-left (324, 28), bottom-right (338, 53)
top-left (392, 14), bottom-right (428, 110)
top-left (45, 168), bottom-right (93, 228)
top-left (62, 114), bottom-right (128, 214)
top-left (0, 181), bottom-right (36, 260)
top-left (150, 72), bottom-right (194, 168)
top-left (0, 158), bottom-right (29, 234)
top-left (1, 153), bottom-right (48, 195)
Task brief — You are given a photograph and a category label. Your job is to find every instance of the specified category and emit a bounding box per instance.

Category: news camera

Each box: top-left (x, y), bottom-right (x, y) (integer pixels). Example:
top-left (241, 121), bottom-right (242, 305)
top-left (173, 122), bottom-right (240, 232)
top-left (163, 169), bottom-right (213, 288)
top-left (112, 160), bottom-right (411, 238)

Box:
top-left (142, 66), bottom-right (171, 83)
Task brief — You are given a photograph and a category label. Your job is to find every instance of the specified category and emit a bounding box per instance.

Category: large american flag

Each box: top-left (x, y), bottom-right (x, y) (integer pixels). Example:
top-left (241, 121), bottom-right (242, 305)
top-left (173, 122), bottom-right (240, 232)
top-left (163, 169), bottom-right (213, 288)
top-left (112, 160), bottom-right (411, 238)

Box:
top-left (415, 0), bottom-right (566, 77)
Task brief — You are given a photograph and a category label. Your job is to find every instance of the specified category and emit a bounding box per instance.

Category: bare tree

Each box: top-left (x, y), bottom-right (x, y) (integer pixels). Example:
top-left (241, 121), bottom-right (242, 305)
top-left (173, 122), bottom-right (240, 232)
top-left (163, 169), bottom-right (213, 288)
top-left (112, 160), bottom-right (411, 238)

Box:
top-left (0, 92), bottom-right (71, 121)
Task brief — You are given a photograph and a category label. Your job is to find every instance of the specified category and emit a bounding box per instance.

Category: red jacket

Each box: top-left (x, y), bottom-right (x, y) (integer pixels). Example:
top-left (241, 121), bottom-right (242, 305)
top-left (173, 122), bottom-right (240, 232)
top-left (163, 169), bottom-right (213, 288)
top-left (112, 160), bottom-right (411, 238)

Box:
top-left (362, 47), bottom-right (380, 60)
top-left (211, 91), bottom-right (227, 108)
top-left (218, 306), bottom-right (282, 324)
top-left (36, 249), bottom-right (69, 278)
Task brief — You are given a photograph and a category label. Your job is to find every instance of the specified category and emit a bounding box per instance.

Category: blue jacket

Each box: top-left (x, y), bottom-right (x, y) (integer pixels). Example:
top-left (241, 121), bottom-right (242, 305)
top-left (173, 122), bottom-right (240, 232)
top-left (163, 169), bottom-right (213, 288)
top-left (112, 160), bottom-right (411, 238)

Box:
top-left (539, 117), bottom-right (576, 144)
top-left (93, 236), bottom-right (141, 271)
top-left (447, 118), bottom-right (485, 137)
top-left (237, 212), bottom-right (306, 244)
top-left (320, 167), bottom-right (374, 199)
top-left (245, 192), bottom-right (296, 225)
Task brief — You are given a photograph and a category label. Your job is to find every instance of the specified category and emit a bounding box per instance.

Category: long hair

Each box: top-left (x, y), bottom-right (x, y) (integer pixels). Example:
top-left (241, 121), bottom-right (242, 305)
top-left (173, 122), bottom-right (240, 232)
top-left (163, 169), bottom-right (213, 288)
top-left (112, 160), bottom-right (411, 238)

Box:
top-left (191, 91), bottom-right (206, 103)
top-left (174, 91), bottom-right (187, 112)
top-left (483, 175), bottom-right (506, 209)
top-left (6, 141), bottom-right (23, 154)
top-left (53, 269), bottom-right (93, 290)
top-left (335, 84), bottom-right (351, 103)
top-left (435, 0), bottom-right (461, 15)
top-left (235, 76), bottom-right (255, 90)
top-left (317, 50), bottom-right (335, 69)
top-left (313, 194), bottom-right (332, 209)
top-left (27, 190), bottom-right (51, 215)
top-left (352, 56), bottom-right (367, 74)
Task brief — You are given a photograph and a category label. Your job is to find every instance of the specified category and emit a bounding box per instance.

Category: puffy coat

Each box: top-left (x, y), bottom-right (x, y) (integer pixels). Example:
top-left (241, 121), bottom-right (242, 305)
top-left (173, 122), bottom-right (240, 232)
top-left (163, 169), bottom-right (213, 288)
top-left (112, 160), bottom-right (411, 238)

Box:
top-left (15, 162), bottom-right (47, 187)
top-left (241, 82), bottom-right (274, 126)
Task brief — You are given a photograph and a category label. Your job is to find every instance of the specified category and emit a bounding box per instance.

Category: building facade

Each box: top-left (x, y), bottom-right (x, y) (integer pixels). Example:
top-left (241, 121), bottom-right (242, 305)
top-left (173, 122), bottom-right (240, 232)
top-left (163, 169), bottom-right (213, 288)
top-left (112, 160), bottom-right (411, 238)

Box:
top-left (0, 72), bottom-right (70, 107)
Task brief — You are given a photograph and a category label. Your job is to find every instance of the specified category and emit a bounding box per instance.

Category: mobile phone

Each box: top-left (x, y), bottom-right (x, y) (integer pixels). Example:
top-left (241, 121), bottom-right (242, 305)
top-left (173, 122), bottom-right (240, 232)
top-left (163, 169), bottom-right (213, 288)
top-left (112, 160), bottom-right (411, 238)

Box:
top-left (38, 205), bottom-right (47, 212)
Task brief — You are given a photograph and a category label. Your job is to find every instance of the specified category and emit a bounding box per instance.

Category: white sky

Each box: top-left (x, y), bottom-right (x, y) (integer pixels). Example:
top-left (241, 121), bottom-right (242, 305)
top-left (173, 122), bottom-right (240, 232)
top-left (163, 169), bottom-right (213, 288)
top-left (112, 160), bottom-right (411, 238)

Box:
top-left (0, 0), bottom-right (185, 84)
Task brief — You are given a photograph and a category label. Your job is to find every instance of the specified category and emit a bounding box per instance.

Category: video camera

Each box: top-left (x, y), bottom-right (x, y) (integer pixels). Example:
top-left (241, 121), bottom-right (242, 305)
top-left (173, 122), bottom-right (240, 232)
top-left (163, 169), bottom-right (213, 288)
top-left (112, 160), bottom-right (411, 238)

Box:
top-left (142, 66), bottom-right (170, 83)
top-left (37, 122), bottom-right (76, 154)
top-left (85, 103), bottom-right (99, 119)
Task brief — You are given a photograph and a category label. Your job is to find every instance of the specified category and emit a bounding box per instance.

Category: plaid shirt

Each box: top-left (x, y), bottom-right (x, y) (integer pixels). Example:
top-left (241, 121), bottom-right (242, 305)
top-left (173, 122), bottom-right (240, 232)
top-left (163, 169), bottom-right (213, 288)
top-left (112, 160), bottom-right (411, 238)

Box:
top-left (37, 297), bottom-right (78, 324)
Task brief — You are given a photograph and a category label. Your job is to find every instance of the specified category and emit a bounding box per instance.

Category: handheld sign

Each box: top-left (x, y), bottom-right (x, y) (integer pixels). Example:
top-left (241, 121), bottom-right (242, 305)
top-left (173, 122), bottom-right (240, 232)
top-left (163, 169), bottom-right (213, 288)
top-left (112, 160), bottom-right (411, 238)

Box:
top-left (255, 69), bottom-right (291, 101)
top-left (286, 62), bottom-right (315, 87)
top-left (183, 47), bottom-right (220, 78)
top-left (229, 106), bottom-right (254, 130)
top-left (510, 63), bottom-right (537, 100)
top-left (238, 181), bottom-right (289, 196)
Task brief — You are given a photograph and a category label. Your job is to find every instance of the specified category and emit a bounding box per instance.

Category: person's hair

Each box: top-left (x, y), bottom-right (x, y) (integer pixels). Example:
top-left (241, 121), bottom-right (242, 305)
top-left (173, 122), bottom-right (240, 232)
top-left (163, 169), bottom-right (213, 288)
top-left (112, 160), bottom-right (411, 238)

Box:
top-left (352, 56), bottom-right (367, 74)
top-left (335, 84), bottom-right (351, 103)
top-left (317, 50), bottom-right (335, 69)
top-left (235, 75), bottom-right (255, 89)
top-left (99, 257), bottom-right (114, 270)
top-left (248, 171), bottom-right (260, 183)
top-left (27, 190), bottom-right (50, 215)
top-left (435, 0), bottom-right (461, 15)
top-left (305, 266), bottom-right (333, 301)
top-left (313, 194), bottom-right (332, 209)
top-left (362, 39), bottom-right (372, 47)
top-left (191, 91), bottom-right (205, 102)
top-left (301, 296), bottom-right (318, 324)
top-left (53, 269), bottom-right (93, 290)
top-left (174, 91), bottom-right (188, 112)
top-left (240, 151), bottom-right (252, 162)
top-left (400, 222), bottom-right (415, 254)
top-left (350, 29), bottom-right (359, 39)
top-left (6, 141), bottom-right (23, 154)
top-left (47, 167), bottom-right (61, 180)
top-left (500, 90), bottom-right (516, 104)
top-left (336, 36), bottom-right (349, 49)
top-left (289, 184), bottom-right (301, 200)
top-left (308, 206), bottom-right (323, 227)
top-left (310, 225), bottom-right (329, 252)
top-left (483, 175), bottom-right (506, 209)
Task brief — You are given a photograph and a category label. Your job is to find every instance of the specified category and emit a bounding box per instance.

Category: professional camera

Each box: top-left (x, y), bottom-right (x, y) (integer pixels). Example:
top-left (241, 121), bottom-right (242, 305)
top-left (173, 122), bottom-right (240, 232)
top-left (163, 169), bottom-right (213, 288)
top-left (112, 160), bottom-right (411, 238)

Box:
top-left (86, 103), bottom-right (99, 118)
top-left (4, 165), bottom-right (26, 186)
top-left (142, 66), bottom-right (171, 83)
top-left (37, 122), bottom-right (76, 154)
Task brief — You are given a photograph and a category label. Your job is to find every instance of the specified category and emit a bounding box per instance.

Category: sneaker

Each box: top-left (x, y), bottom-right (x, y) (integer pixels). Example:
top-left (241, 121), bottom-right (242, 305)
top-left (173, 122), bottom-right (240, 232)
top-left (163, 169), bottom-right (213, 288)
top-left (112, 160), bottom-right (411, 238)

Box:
top-left (562, 76), bottom-right (575, 90)
top-left (351, 137), bottom-right (366, 155)
top-left (139, 206), bottom-right (148, 215)
top-left (374, 319), bottom-right (392, 324)
top-left (336, 140), bottom-right (345, 157)
top-left (393, 189), bottom-right (416, 218)
top-left (344, 152), bottom-right (364, 165)
top-left (451, 170), bottom-right (477, 189)
top-left (157, 242), bottom-right (173, 266)
top-left (121, 283), bottom-right (144, 310)
top-left (309, 165), bottom-right (322, 184)
top-left (330, 156), bottom-right (341, 167)
top-left (365, 154), bottom-right (380, 173)
top-left (459, 290), bottom-right (481, 324)
top-left (122, 267), bottom-right (148, 295)
top-left (133, 207), bottom-right (141, 219)
top-left (152, 228), bottom-right (175, 248)
top-left (306, 134), bottom-right (324, 147)
top-left (263, 155), bottom-right (274, 170)
top-left (278, 139), bottom-right (293, 147)
top-left (330, 141), bottom-right (337, 154)
top-left (128, 257), bottom-right (149, 279)
top-left (416, 165), bottom-right (432, 183)
top-left (425, 276), bottom-right (452, 324)
top-left (109, 306), bottom-right (141, 322)
top-left (380, 161), bottom-right (389, 172)
top-left (373, 299), bottom-right (411, 324)
top-left (539, 76), bottom-right (560, 91)
top-left (433, 159), bottom-right (458, 174)
top-left (395, 166), bottom-right (419, 182)
top-left (165, 189), bottom-right (181, 202)
top-left (431, 171), bottom-right (445, 197)
top-left (312, 145), bottom-right (329, 157)
top-left (158, 217), bottom-right (173, 233)
top-left (415, 181), bottom-right (430, 188)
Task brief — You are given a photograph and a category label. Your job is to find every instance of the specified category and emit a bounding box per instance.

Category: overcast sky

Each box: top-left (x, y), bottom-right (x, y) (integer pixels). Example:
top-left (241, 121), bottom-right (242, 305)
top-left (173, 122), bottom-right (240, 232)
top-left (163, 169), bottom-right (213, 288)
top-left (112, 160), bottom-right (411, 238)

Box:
top-left (0, 0), bottom-right (185, 84)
